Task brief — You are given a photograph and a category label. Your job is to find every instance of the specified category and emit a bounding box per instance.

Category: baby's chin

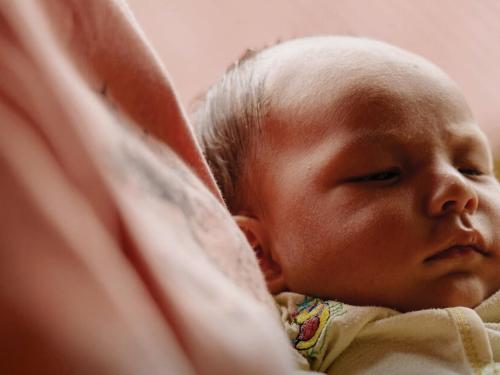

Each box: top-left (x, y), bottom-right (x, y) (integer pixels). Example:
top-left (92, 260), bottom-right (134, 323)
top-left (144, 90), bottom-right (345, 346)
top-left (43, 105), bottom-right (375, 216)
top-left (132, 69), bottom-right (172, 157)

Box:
top-left (394, 274), bottom-right (489, 312)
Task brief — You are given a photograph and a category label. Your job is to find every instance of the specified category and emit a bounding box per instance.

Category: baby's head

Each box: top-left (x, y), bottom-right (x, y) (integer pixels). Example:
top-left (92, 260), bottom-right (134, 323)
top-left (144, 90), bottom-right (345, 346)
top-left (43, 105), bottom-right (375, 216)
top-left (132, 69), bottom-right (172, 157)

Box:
top-left (194, 36), bottom-right (500, 312)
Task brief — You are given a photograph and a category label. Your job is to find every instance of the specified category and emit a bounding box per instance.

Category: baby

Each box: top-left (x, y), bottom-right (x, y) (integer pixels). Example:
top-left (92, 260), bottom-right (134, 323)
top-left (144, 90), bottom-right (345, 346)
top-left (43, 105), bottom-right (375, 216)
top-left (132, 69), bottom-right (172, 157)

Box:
top-left (194, 36), bottom-right (500, 373)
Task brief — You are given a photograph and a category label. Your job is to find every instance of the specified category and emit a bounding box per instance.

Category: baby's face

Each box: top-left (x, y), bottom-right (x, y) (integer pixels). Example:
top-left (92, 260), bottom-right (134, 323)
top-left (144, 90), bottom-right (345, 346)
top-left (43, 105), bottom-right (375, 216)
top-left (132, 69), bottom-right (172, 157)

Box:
top-left (252, 39), bottom-right (500, 311)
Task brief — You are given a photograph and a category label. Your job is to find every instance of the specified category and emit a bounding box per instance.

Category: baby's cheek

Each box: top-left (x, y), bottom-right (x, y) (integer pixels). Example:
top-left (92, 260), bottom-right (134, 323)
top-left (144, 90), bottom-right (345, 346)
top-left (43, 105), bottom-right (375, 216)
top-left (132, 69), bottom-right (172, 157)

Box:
top-left (478, 188), bottom-right (500, 254)
top-left (353, 202), bottom-right (414, 241)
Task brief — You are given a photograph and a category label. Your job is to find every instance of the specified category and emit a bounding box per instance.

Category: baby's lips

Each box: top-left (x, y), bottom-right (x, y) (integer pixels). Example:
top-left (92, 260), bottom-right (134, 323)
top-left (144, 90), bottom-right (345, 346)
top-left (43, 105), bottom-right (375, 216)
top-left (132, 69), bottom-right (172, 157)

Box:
top-left (425, 245), bottom-right (482, 262)
top-left (425, 229), bottom-right (489, 262)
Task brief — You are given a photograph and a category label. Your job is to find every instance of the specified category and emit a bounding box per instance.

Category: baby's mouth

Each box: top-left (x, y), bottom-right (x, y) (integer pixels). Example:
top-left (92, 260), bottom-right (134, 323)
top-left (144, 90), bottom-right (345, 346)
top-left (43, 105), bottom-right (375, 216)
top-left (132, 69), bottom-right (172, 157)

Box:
top-left (424, 244), bottom-right (489, 262)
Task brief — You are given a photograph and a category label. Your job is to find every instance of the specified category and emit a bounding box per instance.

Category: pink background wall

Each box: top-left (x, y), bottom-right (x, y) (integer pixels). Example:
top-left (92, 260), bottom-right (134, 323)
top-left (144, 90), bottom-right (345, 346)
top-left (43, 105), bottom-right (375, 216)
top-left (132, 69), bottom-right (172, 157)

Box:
top-left (127, 0), bottom-right (500, 155)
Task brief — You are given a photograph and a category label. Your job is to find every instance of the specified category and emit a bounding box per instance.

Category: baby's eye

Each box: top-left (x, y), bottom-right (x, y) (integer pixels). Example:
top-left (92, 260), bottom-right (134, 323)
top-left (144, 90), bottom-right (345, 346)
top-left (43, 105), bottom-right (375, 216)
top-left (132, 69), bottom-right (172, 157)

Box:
top-left (458, 167), bottom-right (483, 176)
top-left (348, 169), bottom-right (401, 183)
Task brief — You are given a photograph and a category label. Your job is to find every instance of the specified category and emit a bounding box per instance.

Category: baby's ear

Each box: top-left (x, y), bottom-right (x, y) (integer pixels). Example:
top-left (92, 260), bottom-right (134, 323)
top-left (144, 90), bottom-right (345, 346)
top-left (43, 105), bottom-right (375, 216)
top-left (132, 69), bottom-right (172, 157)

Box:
top-left (233, 215), bottom-right (287, 294)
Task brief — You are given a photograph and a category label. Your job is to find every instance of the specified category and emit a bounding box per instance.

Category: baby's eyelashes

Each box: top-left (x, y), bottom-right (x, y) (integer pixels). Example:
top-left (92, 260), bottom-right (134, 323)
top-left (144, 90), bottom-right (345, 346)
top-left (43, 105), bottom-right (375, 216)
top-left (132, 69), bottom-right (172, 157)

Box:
top-left (346, 168), bottom-right (401, 183)
top-left (457, 167), bottom-right (484, 177)
top-left (343, 163), bottom-right (489, 185)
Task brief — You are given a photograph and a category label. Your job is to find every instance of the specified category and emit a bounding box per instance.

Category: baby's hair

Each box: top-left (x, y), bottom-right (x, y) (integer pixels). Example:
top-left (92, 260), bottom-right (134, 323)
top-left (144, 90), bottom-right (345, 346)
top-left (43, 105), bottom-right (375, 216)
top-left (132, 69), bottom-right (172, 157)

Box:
top-left (193, 36), bottom-right (382, 212)
top-left (193, 48), bottom-right (269, 213)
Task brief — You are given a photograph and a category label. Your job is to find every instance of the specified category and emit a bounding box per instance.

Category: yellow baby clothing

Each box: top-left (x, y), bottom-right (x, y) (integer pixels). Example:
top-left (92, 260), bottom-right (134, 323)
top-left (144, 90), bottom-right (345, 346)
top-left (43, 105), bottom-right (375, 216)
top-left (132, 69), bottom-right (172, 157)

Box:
top-left (276, 291), bottom-right (500, 374)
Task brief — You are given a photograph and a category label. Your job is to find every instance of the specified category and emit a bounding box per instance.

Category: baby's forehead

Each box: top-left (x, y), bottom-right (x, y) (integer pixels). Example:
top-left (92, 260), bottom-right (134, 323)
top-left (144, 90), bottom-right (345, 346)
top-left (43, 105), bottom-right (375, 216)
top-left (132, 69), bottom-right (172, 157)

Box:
top-left (266, 70), bottom-right (469, 139)
top-left (261, 38), bottom-right (453, 105)
top-left (253, 38), bottom-right (489, 159)
top-left (266, 80), bottom-right (480, 156)
top-left (259, 37), bottom-right (440, 85)
top-left (258, 38), bottom-right (470, 132)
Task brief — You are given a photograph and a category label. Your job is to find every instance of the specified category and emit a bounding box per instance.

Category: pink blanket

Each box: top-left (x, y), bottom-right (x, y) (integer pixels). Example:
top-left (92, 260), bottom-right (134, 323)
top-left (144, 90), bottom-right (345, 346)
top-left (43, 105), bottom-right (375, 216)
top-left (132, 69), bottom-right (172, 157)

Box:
top-left (0, 0), bottom-right (295, 373)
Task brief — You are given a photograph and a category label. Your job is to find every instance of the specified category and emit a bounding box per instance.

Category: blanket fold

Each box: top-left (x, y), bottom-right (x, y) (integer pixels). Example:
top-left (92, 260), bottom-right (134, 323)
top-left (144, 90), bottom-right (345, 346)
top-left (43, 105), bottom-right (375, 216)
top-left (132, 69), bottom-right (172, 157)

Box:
top-left (0, 1), bottom-right (296, 373)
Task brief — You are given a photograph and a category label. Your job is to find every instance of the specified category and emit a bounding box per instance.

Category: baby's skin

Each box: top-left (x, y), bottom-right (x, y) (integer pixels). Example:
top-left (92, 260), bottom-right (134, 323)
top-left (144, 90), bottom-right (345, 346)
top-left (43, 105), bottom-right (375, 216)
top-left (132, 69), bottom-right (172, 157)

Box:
top-left (235, 37), bottom-right (500, 312)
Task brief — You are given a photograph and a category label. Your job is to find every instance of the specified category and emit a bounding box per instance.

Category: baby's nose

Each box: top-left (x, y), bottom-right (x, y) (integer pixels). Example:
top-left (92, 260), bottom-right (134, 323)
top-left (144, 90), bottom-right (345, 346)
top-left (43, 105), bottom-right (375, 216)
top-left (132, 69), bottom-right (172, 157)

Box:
top-left (426, 169), bottom-right (479, 217)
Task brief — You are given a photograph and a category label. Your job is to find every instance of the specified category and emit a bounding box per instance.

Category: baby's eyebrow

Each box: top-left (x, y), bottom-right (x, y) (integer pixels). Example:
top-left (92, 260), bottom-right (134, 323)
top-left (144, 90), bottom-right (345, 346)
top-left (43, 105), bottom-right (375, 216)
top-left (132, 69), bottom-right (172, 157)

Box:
top-left (321, 130), bottom-right (491, 174)
top-left (451, 135), bottom-right (493, 171)
top-left (319, 133), bottom-right (406, 174)
top-left (326, 132), bottom-right (407, 160)
top-left (450, 133), bottom-right (490, 155)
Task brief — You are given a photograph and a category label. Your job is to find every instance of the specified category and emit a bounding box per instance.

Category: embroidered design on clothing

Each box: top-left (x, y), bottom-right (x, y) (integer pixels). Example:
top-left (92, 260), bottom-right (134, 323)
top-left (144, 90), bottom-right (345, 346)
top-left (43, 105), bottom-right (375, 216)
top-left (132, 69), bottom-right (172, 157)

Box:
top-left (290, 297), bottom-right (345, 359)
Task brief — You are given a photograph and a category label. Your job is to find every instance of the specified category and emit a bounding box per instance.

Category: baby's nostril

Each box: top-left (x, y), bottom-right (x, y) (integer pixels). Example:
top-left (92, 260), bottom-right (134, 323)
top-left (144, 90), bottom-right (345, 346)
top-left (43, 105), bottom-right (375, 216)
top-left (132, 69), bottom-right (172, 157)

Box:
top-left (442, 200), bottom-right (455, 212)
top-left (464, 199), bottom-right (476, 212)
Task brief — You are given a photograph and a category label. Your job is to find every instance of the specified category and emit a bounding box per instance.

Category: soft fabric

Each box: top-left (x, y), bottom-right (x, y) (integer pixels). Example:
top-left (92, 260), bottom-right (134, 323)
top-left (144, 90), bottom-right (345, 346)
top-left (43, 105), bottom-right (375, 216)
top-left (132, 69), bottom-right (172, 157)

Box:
top-left (276, 291), bottom-right (500, 374)
top-left (0, 0), bottom-right (297, 373)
